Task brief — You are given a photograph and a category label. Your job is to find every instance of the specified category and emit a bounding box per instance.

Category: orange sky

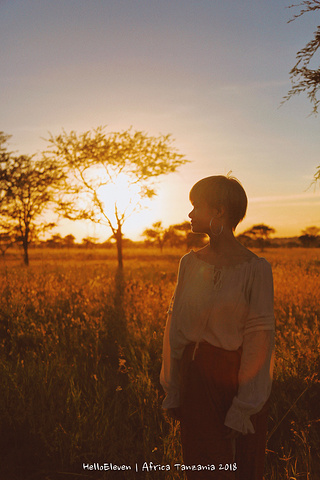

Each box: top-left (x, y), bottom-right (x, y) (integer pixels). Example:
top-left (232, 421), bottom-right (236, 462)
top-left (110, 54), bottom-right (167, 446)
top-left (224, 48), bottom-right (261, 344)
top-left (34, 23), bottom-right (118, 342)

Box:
top-left (1, 1), bottom-right (319, 241)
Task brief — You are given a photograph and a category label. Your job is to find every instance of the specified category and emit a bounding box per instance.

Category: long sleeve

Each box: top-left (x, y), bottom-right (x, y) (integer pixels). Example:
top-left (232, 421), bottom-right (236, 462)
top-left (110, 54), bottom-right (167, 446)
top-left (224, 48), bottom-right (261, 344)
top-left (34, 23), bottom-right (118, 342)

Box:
top-left (160, 256), bottom-right (187, 409)
top-left (224, 259), bottom-right (275, 434)
top-left (160, 309), bottom-right (181, 408)
top-left (224, 329), bottom-right (275, 434)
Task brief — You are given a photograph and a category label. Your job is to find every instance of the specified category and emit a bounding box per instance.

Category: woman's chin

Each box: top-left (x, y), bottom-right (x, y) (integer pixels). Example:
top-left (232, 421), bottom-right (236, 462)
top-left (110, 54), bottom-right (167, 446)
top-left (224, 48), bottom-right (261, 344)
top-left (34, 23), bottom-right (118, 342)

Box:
top-left (191, 225), bottom-right (208, 235)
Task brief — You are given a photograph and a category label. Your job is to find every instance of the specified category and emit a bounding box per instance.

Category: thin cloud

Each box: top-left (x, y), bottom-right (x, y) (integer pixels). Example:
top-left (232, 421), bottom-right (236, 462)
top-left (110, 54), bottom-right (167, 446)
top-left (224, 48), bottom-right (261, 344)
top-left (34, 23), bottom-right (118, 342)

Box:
top-left (220, 79), bottom-right (289, 93)
top-left (250, 192), bottom-right (320, 204)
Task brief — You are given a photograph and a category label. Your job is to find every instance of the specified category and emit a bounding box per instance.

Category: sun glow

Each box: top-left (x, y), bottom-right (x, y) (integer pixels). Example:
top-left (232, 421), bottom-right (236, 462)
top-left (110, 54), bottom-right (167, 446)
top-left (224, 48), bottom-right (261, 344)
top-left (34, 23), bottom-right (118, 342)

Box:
top-left (96, 173), bottom-right (149, 226)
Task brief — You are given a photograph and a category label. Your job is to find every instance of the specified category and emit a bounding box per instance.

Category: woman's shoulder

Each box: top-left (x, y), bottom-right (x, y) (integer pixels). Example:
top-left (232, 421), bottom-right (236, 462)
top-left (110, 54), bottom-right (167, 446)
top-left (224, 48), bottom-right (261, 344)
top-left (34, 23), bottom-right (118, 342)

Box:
top-left (242, 250), bottom-right (272, 272)
top-left (234, 243), bottom-right (257, 263)
top-left (188, 244), bottom-right (258, 269)
top-left (178, 251), bottom-right (195, 268)
top-left (248, 256), bottom-right (273, 287)
top-left (176, 251), bottom-right (195, 278)
top-left (179, 246), bottom-right (271, 273)
top-left (232, 244), bottom-right (272, 271)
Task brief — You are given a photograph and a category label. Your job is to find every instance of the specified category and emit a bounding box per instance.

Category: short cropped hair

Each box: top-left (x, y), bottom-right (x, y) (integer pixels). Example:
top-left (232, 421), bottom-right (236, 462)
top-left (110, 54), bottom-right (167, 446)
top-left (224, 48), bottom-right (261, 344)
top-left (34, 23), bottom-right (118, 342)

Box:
top-left (189, 175), bottom-right (247, 230)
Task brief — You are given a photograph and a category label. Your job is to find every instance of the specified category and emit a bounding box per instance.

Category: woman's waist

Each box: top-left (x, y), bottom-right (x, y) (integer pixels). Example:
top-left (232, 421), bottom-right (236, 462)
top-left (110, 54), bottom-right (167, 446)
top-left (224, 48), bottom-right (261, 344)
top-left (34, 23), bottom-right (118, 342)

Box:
top-left (184, 340), bottom-right (242, 362)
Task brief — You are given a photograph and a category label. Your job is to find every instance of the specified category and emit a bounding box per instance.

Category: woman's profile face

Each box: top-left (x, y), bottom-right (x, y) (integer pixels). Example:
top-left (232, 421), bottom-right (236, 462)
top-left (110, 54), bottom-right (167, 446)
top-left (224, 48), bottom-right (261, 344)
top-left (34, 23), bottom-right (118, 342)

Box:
top-left (188, 198), bottom-right (218, 234)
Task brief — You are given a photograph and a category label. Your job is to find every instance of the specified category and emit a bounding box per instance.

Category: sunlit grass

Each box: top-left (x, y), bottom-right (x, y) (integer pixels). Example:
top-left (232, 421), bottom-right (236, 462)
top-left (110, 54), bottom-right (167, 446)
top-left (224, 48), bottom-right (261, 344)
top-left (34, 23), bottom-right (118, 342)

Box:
top-left (0, 248), bottom-right (319, 479)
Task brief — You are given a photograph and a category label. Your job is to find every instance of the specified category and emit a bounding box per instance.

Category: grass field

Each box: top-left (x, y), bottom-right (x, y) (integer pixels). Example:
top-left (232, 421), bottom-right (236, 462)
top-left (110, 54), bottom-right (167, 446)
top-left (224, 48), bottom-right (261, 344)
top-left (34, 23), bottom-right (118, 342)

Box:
top-left (0, 247), bottom-right (319, 479)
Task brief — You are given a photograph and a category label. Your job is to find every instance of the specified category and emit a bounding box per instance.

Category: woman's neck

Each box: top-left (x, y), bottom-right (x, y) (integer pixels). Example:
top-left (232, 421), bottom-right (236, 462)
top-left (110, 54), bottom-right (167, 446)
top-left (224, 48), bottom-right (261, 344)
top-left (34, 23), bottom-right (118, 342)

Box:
top-left (209, 228), bottom-right (236, 254)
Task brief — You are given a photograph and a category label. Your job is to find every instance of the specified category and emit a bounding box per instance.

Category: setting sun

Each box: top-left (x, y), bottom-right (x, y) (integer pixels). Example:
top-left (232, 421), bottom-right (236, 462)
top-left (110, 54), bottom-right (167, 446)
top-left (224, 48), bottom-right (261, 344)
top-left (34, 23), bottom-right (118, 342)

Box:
top-left (90, 171), bottom-right (159, 240)
top-left (97, 173), bottom-right (143, 221)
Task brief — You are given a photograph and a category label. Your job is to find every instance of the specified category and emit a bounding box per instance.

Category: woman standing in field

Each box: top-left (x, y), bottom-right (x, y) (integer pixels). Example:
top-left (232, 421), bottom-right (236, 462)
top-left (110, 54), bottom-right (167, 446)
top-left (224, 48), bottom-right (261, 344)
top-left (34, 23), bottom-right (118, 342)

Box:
top-left (160, 175), bottom-right (275, 479)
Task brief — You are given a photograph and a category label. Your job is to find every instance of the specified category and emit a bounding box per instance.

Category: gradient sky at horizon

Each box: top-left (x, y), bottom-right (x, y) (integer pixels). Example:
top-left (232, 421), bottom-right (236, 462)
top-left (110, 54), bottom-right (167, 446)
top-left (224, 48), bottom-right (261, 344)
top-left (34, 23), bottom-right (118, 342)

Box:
top-left (1, 0), bottom-right (320, 241)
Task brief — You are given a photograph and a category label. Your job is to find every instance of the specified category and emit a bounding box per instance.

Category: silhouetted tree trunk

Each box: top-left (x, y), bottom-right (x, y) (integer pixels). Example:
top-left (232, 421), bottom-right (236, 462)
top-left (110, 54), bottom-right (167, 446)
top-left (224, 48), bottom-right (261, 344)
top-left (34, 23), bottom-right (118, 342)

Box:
top-left (115, 225), bottom-right (123, 270)
top-left (22, 232), bottom-right (29, 266)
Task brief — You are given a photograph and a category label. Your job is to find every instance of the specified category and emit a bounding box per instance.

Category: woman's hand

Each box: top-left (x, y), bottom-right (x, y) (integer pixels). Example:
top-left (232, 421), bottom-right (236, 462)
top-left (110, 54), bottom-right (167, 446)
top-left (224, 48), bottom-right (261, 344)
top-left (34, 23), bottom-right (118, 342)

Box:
top-left (224, 426), bottom-right (241, 440)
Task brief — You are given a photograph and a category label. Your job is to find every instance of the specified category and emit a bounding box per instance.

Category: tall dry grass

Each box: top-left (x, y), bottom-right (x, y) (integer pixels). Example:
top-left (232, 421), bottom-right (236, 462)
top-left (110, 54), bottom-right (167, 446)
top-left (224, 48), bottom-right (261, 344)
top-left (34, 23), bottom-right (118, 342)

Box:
top-left (0, 247), bottom-right (319, 479)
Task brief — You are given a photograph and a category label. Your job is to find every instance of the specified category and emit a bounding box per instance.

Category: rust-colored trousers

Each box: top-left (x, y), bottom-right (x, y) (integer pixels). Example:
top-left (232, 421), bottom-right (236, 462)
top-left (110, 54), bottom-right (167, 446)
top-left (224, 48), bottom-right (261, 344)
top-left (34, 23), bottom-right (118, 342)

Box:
top-left (179, 342), bottom-right (269, 480)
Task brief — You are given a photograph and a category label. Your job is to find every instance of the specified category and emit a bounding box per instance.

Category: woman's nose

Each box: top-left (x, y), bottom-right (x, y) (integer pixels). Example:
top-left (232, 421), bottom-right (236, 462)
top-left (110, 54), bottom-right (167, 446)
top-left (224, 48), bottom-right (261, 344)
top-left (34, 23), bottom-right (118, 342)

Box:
top-left (188, 210), bottom-right (193, 219)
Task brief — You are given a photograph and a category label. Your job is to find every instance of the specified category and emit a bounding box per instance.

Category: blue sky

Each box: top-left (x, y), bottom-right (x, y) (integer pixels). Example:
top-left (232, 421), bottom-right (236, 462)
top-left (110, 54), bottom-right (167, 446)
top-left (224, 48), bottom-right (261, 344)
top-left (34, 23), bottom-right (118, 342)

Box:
top-left (1, 0), bottom-right (320, 240)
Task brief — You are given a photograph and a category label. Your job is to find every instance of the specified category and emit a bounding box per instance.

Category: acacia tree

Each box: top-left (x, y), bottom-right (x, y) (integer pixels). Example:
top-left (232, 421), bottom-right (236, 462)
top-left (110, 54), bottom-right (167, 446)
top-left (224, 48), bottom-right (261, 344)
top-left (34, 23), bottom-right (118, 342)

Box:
top-left (82, 236), bottom-right (99, 249)
top-left (171, 221), bottom-right (208, 250)
top-left (142, 221), bottom-right (177, 252)
top-left (45, 127), bottom-right (188, 268)
top-left (0, 133), bottom-right (65, 265)
top-left (142, 220), bottom-right (208, 251)
top-left (243, 224), bottom-right (276, 251)
top-left (299, 225), bottom-right (320, 246)
top-left (63, 234), bottom-right (76, 248)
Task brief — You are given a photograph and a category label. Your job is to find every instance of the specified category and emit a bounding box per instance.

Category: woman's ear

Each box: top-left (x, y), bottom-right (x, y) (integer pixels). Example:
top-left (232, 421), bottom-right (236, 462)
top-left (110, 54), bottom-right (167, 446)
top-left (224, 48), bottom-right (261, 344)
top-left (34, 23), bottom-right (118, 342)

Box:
top-left (215, 205), bottom-right (225, 219)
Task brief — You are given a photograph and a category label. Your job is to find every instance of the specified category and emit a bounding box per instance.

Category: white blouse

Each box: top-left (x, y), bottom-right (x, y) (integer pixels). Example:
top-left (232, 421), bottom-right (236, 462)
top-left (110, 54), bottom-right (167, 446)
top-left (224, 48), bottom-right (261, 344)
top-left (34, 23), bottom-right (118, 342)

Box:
top-left (160, 250), bottom-right (275, 434)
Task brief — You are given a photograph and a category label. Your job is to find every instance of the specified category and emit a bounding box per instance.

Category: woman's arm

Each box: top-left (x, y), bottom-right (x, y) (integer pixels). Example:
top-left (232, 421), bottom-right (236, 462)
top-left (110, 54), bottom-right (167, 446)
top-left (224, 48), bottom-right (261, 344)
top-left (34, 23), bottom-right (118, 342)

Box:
top-left (160, 255), bottom-right (188, 409)
top-left (224, 329), bottom-right (275, 434)
top-left (225, 259), bottom-right (275, 434)
top-left (160, 310), bottom-right (182, 409)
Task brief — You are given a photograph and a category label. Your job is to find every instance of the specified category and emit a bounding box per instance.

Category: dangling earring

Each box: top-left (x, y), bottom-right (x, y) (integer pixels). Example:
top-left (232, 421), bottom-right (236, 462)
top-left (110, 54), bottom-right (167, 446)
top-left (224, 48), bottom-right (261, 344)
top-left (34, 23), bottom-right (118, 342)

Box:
top-left (210, 218), bottom-right (223, 237)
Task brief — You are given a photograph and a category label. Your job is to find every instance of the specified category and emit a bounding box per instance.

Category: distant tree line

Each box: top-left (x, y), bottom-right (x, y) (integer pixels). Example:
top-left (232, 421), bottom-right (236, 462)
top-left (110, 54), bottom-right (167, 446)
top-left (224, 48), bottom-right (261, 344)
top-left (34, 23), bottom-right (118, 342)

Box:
top-left (142, 222), bottom-right (320, 251)
top-left (142, 221), bottom-right (207, 251)
top-left (1, 222), bottom-right (319, 258)
top-left (238, 224), bottom-right (320, 249)
top-left (298, 226), bottom-right (320, 248)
